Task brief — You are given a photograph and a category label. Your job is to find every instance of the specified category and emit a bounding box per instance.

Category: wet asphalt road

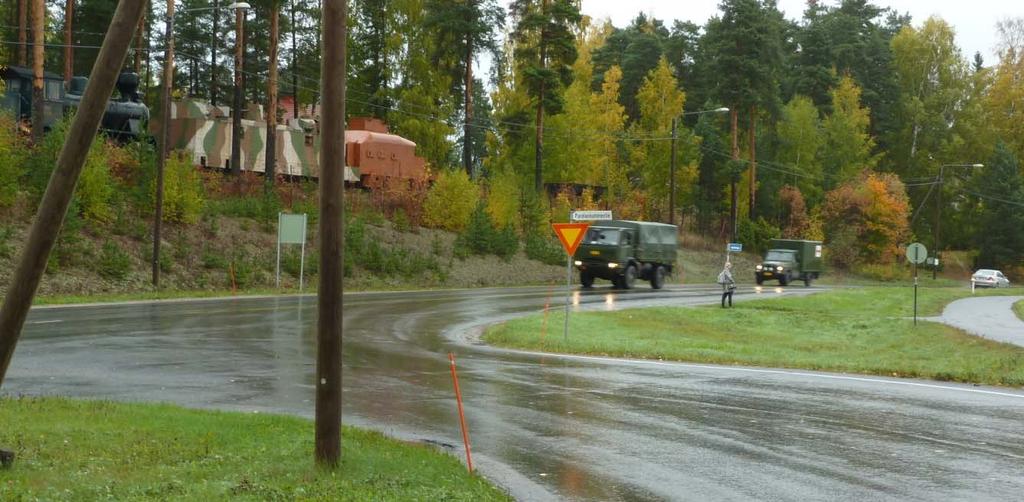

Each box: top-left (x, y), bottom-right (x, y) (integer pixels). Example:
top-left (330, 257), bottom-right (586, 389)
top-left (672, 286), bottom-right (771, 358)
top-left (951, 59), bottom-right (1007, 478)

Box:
top-left (5, 285), bottom-right (1024, 501)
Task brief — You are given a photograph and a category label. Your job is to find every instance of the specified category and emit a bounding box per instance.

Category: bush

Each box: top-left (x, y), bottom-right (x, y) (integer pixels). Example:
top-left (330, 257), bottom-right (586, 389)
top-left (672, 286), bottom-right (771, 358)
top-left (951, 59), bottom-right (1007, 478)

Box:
top-left (344, 215), bottom-right (443, 279)
top-left (159, 152), bottom-right (205, 224)
top-left (484, 169), bottom-right (521, 230)
top-left (736, 217), bottom-right (781, 255)
top-left (0, 111), bottom-right (26, 207)
top-left (77, 137), bottom-right (116, 224)
top-left (96, 241), bottom-right (131, 280)
top-left (422, 169), bottom-right (478, 232)
top-left (454, 203), bottom-right (518, 260)
top-left (525, 233), bottom-right (566, 266)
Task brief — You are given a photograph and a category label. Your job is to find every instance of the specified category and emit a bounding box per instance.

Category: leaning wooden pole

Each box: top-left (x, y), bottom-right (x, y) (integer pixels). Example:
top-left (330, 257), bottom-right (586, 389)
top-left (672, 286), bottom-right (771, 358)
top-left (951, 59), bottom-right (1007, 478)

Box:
top-left (0, 0), bottom-right (149, 388)
top-left (315, 0), bottom-right (346, 467)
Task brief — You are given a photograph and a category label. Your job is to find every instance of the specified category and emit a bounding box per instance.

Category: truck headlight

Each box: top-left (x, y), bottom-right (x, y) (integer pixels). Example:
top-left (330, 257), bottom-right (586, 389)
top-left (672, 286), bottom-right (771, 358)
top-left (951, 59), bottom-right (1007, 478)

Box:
top-left (756, 265), bottom-right (763, 271)
top-left (608, 262), bottom-right (619, 269)
top-left (574, 260), bottom-right (582, 266)
top-left (776, 266), bottom-right (783, 272)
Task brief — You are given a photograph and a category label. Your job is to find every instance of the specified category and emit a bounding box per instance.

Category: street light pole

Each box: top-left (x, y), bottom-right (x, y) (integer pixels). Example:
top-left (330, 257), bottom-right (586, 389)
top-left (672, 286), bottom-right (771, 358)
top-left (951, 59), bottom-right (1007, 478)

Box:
top-left (933, 163), bottom-right (984, 280)
top-left (231, 5), bottom-right (245, 175)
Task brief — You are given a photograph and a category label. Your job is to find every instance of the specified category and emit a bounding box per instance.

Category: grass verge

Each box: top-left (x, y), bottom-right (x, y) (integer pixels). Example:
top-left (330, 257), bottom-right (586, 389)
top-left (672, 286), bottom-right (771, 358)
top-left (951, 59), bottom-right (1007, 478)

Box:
top-left (483, 287), bottom-right (1024, 387)
top-left (1015, 299), bottom-right (1024, 322)
top-left (0, 397), bottom-right (508, 501)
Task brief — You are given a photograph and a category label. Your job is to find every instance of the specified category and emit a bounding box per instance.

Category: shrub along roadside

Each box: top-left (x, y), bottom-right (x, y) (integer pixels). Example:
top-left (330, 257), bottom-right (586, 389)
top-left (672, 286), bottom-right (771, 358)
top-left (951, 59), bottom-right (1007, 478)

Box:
top-left (0, 397), bottom-right (509, 501)
top-left (483, 287), bottom-right (1024, 387)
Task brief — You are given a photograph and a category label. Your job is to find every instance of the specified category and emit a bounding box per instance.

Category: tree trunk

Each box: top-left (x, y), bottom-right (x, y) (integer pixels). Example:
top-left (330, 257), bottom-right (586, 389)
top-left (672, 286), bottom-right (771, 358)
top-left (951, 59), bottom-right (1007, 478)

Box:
top-left (265, 4), bottom-right (279, 186)
top-left (31, 0), bottom-right (44, 142)
top-left (64, 0), bottom-right (74, 83)
top-left (134, 6), bottom-right (145, 74)
top-left (211, 0), bottom-right (220, 106)
top-left (748, 105), bottom-right (757, 220)
top-left (463, 32), bottom-right (473, 177)
top-left (231, 8), bottom-right (245, 174)
top-left (291, 0), bottom-right (298, 119)
top-left (17, 0), bottom-right (27, 66)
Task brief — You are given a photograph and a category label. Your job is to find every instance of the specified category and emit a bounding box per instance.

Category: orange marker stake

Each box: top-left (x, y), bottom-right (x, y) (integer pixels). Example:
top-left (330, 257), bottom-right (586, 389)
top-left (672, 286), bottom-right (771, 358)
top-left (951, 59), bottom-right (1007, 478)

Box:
top-left (448, 353), bottom-right (474, 473)
top-left (229, 262), bottom-right (237, 295)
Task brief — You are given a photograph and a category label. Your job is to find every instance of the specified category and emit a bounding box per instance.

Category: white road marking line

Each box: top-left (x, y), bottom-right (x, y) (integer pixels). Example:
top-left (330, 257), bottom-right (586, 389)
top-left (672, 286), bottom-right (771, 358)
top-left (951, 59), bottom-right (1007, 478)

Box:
top-left (28, 319), bottom-right (62, 325)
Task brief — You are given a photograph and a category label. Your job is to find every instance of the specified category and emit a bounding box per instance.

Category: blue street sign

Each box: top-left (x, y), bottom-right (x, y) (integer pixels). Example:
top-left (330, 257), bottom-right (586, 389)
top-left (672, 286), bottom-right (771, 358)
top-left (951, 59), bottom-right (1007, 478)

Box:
top-left (728, 243), bottom-right (742, 253)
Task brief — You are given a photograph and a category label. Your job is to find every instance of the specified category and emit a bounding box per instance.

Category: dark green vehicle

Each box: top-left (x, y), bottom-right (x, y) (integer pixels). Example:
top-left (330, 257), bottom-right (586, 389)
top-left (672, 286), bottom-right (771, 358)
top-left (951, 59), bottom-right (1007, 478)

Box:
top-left (573, 220), bottom-right (678, 289)
top-left (755, 239), bottom-right (824, 287)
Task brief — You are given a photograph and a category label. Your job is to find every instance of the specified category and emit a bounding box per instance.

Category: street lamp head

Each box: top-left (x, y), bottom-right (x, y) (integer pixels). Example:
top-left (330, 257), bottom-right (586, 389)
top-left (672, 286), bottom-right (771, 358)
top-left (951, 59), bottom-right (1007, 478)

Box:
top-left (972, 163), bottom-right (984, 168)
top-left (714, 107), bottom-right (730, 113)
top-left (228, 2), bottom-right (251, 10)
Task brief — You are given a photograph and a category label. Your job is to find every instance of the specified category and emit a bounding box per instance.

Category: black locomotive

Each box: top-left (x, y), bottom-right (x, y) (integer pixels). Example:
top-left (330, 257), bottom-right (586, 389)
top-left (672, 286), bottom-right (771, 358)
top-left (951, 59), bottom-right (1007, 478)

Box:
top-left (1, 65), bottom-right (149, 142)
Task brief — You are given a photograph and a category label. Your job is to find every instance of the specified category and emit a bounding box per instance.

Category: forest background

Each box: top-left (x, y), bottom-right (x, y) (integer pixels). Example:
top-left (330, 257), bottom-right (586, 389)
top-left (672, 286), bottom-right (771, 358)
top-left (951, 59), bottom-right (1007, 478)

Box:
top-left (1, 0), bottom-right (1023, 286)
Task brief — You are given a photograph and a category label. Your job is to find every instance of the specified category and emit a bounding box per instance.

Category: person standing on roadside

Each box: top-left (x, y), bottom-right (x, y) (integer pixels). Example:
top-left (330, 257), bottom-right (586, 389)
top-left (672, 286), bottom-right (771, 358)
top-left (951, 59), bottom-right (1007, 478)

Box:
top-left (717, 262), bottom-right (736, 308)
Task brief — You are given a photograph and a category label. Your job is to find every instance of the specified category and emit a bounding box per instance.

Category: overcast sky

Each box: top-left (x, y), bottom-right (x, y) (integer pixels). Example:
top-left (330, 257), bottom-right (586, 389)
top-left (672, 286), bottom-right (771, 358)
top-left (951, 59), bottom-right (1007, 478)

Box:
top-left (576, 0), bottom-right (1023, 64)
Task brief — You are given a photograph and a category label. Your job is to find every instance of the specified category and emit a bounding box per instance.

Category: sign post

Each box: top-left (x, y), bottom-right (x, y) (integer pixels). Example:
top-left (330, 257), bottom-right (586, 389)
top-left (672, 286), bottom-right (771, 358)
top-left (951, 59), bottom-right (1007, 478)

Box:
top-left (552, 222), bottom-right (590, 342)
top-left (906, 242), bottom-right (927, 325)
top-left (277, 212), bottom-right (308, 290)
top-left (726, 242), bottom-right (742, 265)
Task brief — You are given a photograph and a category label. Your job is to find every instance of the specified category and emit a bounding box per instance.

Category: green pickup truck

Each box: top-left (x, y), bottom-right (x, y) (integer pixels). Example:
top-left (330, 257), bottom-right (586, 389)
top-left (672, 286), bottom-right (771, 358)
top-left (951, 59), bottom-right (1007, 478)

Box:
top-left (573, 220), bottom-right (677, 289)
top-left (755, 239), bottom-right (824, 287)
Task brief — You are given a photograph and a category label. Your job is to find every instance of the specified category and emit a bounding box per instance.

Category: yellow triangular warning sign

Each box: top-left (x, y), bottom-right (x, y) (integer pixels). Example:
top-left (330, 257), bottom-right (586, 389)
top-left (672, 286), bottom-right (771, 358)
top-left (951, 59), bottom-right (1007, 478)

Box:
top-left (552, 222), bottom-right (590, 256)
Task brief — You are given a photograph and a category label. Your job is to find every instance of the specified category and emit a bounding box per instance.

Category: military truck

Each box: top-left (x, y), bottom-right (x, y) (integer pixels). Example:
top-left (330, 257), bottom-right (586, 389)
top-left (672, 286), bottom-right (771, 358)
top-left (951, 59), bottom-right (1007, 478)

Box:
top-left (573, 220), bottom-right (678, 289)
top-left (755, 239), bottom-right (823, 287)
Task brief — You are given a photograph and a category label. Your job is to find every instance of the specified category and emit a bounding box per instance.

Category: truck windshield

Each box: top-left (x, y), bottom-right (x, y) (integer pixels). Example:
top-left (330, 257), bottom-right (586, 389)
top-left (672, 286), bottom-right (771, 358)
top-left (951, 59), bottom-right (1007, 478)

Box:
top-left (584, 228), bottom-right (621, 245)
top-left (765, 250), bottom-right (794, 261)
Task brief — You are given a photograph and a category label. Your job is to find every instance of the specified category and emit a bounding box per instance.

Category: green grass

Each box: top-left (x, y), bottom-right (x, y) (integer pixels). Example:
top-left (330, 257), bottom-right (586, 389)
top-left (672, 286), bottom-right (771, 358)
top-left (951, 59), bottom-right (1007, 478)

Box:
top-left (0, 397), bottom-right (508, 501)
top-left (484, 287), bottom-right (1024, 387)
top-left (1015, 300), bottom-right (1024, 322)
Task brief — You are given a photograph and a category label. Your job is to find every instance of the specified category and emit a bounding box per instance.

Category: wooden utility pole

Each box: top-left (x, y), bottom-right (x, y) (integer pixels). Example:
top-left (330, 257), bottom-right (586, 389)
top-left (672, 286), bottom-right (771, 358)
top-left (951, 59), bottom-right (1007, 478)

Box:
top-left (153, 0), bottom-right (175, 288)
top-left (17, 0), bottom-right (27, 66)
top-left (463, 25), bottom-right (473, 177)
top-left (64, 0), bottom-right (75, 83)
top-left (0, 0), bottom-right (148, 388)
top-left (316, 0), bottom-right (346, 467)
top-left (30, 0), bottom-right (44, 143)
top-left (265, 3), bottom-right (279, 186)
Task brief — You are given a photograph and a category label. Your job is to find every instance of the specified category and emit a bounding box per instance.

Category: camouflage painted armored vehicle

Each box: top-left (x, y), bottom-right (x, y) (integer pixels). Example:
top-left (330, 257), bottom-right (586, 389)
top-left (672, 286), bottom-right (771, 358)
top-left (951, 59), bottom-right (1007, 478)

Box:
top-left (573, 220), bottom-right (678, 290)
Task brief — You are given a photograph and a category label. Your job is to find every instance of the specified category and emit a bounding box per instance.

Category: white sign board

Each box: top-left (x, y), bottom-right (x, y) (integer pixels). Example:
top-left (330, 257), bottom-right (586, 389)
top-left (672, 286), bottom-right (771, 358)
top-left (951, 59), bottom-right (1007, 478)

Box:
top-left (571, 210), bottom-right (613, 221)
top-left (906, 242), bottom-right (927, 264)
top-left (728, 243), bottom-right (742, 253)
top-left (277, 213), bottom-right (308, 290)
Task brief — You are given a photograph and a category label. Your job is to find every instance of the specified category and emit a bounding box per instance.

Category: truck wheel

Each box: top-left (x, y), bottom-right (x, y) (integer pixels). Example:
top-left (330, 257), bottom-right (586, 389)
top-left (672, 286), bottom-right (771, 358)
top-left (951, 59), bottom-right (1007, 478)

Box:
top-left (650, 266), bottom-right (666, 290)
top-left (804, 275), bottom-right (812, 287)
top-left (580, 271), bottom-right (594, 288)
top-left (755, 275), bottom-right (763, 285)
top-left (623, 265), bottom-right (637, 290)
top-left (779, 275), bottom-right (789, 286)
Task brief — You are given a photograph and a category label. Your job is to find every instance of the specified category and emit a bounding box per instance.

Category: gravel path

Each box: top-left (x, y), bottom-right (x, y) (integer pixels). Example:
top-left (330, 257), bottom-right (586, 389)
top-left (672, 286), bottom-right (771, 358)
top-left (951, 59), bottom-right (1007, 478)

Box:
top-left (938, 295), bottom-right (1024, 347)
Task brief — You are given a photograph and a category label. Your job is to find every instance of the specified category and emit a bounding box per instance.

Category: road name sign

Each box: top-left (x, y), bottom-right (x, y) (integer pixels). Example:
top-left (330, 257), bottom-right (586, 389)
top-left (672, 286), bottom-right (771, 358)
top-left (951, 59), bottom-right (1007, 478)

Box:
top-left (552, 223), bottom-right (590, 256)
top-left (728, 242), bottom-right (743, 253)
top-left (906, 242), bottom-right (927, 264)
top-left (571, 210), bottom-right (613, 221)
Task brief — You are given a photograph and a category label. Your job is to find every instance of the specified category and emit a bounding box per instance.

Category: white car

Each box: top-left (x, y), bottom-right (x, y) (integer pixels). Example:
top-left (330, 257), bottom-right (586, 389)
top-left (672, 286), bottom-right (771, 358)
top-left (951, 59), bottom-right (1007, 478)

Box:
top-left (971, 269), bottom-right (1010, 288)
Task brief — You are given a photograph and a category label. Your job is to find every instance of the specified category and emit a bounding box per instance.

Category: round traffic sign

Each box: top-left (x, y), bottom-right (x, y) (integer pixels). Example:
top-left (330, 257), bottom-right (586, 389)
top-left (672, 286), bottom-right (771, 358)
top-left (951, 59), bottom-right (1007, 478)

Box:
top-left (906, 242), bottom-right (927, 264)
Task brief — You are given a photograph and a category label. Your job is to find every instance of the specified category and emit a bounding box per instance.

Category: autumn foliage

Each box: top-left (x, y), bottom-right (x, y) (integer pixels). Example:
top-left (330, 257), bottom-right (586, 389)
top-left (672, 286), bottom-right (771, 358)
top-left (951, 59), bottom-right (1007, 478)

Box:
top-left (821, 171), bottom-right (910, 267)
